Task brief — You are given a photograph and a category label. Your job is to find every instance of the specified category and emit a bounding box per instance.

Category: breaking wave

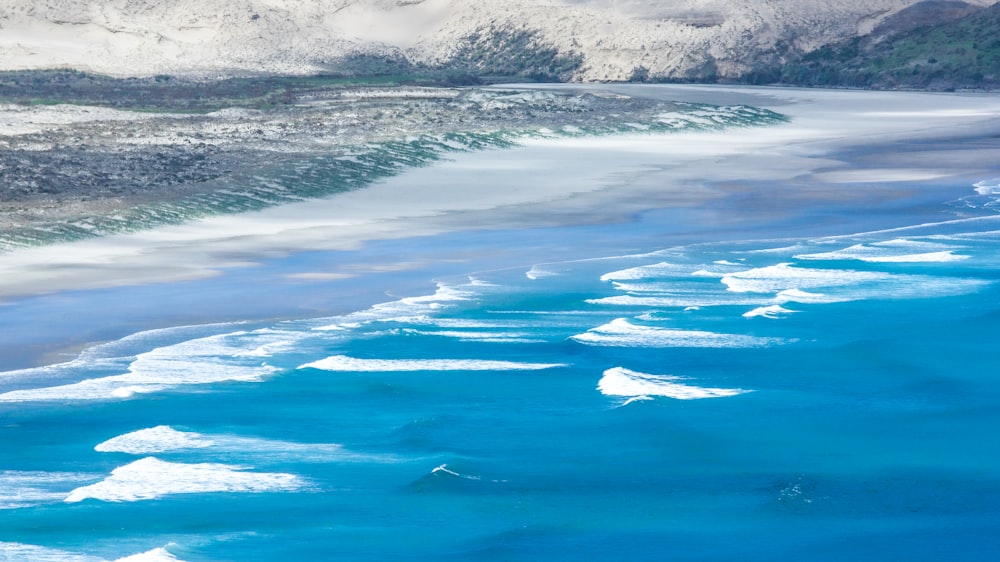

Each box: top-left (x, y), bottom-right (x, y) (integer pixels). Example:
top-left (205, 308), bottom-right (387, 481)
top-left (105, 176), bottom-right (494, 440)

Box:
top-left (598, 367), bottom-right (751, 401)
top-left (571, 318), bottom-right (784, 348)
top-left (64, 457), bottom-right (305, 503)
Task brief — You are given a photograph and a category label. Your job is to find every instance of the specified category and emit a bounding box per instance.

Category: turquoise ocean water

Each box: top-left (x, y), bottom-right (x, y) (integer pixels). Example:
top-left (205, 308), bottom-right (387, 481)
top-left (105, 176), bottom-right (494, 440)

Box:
top-left (2, 112), bottom-right (1000, 559)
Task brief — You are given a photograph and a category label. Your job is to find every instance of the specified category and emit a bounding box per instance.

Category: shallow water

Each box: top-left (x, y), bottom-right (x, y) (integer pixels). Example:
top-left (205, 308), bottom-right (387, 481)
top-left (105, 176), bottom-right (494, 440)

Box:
top-left (2, 87), bottom-right (1000, 560)
top-left (3, 203), bottom-right (1000, 560)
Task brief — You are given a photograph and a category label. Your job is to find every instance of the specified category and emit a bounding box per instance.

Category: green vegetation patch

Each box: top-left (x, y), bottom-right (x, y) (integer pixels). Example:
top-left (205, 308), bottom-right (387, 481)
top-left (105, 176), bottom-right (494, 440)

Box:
top-left (0, 70), bottom-right (448, 112)
top-left (443, 25), bottom-right (584, 83)
top-left (760, 2), bottom-right (1000, 90)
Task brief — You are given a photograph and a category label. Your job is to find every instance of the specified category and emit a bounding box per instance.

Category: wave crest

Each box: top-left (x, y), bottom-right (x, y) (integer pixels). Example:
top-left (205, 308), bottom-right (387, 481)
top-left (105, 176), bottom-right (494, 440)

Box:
top-left (598, 367), bottom-right (751, 401)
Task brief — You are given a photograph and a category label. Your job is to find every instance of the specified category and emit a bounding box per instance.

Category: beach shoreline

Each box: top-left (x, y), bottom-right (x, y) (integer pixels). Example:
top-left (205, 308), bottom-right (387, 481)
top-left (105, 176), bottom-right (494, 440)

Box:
top-left (4, 85), bottom-right (1000, 560)
top-left (2, 84), bottom-right (1000, 370)
top-left (3, 86), bottom-right (1000, 295)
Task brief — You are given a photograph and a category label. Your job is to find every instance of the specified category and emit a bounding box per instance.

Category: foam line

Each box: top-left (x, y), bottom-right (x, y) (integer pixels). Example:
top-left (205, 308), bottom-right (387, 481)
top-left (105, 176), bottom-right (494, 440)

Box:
top-left (431, 464), bottom-right (482, 481)
top-left (0, 470), bottom-right (97, 510)
top-left (795, 239), bottom-right (968, 263)
top-left (743, 305), bottom-right (797, 319)
top-left (95, 426), bottom-right (360, 462)
top-left (571, 318), bottom-right (783, 348)
top-left (526, 264), bottom-right (558, 279)
top-left (64, 457), bottom-right (304, 503)
top-left (598, 367), bottom-right (751, 400)
top-left (115, 547), bottom-right (181, 562)
top-left (586, 294), bottom-right (768, 307)
top-left (600, 262), bottom-right (689, 282)
top-left (609, 281), bottom-right (727, 293)
top-left (0, 543), bottom-right (183, 562)
top-left (300, 355), bottom-right (566, 371)
top-left (810, 213), bottom-right (1000, 240)
top-left (722, 263), bottom-right (891, 293)
top-left (0, 322), bottom-right (263, 390)
top-left (314, 282), bottom-right (478, 331)
top-left (773, 288), bottom-right (847, 304)
top-left (401, 329), bottom-right (542, 342)
top-left (973, 178), bottom-right (1000, 195)
top-left (0, 332), bottom-right (281, 402)
top-left (0, 543), bottom-right (107, 562)
top-left (402, 317), bottom-right (537, 329)
top-left (861, 251), bottom-right (968, 263)
top-left (95, 426), bottom-right (215, 454)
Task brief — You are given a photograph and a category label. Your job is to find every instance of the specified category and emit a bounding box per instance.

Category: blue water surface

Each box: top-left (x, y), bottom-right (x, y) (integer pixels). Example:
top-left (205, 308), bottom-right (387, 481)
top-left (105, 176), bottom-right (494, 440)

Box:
top-left (2, 168), bottom-right (1000, 559)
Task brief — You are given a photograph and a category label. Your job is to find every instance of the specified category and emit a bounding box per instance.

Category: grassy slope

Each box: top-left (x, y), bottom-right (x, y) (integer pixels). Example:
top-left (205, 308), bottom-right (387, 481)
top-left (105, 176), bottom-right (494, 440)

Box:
top-left (767, 3), bottom-right (1000, 90)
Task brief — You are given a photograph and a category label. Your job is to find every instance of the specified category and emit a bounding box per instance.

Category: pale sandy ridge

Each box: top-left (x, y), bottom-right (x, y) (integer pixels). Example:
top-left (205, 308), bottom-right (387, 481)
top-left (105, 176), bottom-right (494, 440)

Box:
top-left (2, 85), bottom-right (1000, 301)
top-left (2, 1), bottom-right (997, 81)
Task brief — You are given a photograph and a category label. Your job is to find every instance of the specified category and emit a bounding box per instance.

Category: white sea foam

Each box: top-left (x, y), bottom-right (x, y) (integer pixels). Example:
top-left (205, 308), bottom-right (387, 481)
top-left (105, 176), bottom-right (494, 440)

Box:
top-left (431, 464), bottom-right (482, 481)
top-left (64, 457), bottom-right (304, 503)
top-left (401, 329), bottom-right (543, 343)
top-left (795, 239), bottom-right (968, 263)
top-left (300, 355), bottom-right (566, 371)
top-left (0, 332), bottom-right (281, 402)
top-left (315, 282), bottom-right (477, 331)
top-left (0, 542), bottom-right (183, 562)
top-left (599, 262), bottom-right (689, 282)
top-left (526, 264), bottom-right (558, 279)
top-left (75, 322), bottom-right (250, 362)
top-left (930, 229), bottom-right (1000, 242)
top-left (598, 367), bottom-right (751, 400)
top-left (586, 293), bottom-right (768, 307)
top-left (0, 356), bottom-right (130, 390)
top-left (621, 395), bottom-right (655, 406)
top-left (745, 243), bottom-right (811, 255)
top-left (571, 318), bottom-right (783, 348)
top-left (233, 328), bottom-right (302, 357)
top-left (0, 542), bottom-right (107, 562)
top-left (609, 280), bottom-right (739, 294)
top-left (973, 178), bottom-right (1000, 195)
top-left (465, 276), bottom-right (496, 287)
top-left (94, 426), bottom-right (358, 462)
top-left (690, 269), bottom-right (728, 277)
top-left (115, 547), bottom-right (181, 562)
top-left (773, 288), bottom-right (847, 304)
top-left (722, 263), bottom-right (891, 293)
top-left (743, 305), bottom-right (797, 319)
top-left (95, 426), bottom-right (215, 455)
top-left (811, 214), bottom-right (1000, 241)
top-left (395, 284), bottom-right (475, 307)
top-left (402, 317), bottom-right (538, 329)
top-left (0, 471), bottom-right (97, 510)
top-left (636, 311), bottom-right (670, 321)
top-left (862, 251), bottom-right (968, 263)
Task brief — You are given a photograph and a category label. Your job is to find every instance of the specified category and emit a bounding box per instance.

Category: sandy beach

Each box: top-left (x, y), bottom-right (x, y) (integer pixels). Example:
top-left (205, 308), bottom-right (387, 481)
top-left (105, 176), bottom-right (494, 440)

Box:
top-left (3, 86), bottom-right (1000, 294)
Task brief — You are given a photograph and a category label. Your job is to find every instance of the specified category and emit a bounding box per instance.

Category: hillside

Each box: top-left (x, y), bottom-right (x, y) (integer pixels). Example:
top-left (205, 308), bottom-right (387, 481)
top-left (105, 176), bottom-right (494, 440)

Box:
top-left (2, 0), bottom-right (997, 83)
top-left (745, 1), bottom-right (1000, 89)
